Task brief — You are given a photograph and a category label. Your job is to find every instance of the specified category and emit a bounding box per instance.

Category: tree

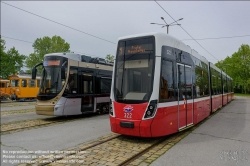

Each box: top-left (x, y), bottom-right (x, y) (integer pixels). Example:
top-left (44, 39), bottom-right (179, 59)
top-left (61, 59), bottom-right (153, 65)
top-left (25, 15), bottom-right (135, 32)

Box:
top-left (215, 44), bottom-right (250, 94)
top-left (25, 35), bottom-right (70, 73)
top-left (0, 37), bottom-right (26, 79)
top-left (105, 54), bottom-right (114, 62)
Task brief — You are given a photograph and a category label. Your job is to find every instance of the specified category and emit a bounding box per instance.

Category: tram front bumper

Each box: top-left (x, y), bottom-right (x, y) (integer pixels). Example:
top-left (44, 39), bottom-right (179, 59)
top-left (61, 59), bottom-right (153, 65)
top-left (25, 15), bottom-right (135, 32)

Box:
top-left (35, 105), bottom-right (54, 116)
top-left (109, 116), bottom-right (153, 137)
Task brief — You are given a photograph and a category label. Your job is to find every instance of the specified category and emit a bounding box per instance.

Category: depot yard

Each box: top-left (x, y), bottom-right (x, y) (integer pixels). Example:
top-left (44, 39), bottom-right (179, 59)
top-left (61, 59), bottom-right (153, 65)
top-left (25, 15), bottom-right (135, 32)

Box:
top-left (1, 96), bottom-right (249, 166)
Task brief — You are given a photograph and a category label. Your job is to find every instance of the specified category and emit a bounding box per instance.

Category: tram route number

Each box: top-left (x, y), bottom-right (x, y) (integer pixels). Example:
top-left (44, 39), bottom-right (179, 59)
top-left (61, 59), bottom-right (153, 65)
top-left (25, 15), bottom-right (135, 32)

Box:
top-left (124, 113), bottom-right (132, 118)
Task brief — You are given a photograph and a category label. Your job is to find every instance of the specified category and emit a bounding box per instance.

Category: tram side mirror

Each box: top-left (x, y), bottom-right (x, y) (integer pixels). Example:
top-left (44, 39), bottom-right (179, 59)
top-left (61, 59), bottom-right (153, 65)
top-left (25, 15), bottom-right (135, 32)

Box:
top-left (32, 68), bottom-right (37, 79)
top-left (32, 62), bottom-right (43, 79)
top-left (61, 68), bottom-right (66, 79)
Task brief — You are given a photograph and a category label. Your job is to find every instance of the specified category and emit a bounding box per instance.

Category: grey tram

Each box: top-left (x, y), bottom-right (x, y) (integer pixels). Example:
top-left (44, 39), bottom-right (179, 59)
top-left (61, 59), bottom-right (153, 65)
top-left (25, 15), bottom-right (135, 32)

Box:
top-left (32, 53), bottom-right (113, 116)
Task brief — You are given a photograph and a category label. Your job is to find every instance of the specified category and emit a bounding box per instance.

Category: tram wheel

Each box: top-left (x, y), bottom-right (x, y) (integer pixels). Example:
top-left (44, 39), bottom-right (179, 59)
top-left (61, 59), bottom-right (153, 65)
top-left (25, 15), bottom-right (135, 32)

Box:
top-left (101, 105), bottom-right (107, 114)
top-left (11, 94), bottom-right (17, 101)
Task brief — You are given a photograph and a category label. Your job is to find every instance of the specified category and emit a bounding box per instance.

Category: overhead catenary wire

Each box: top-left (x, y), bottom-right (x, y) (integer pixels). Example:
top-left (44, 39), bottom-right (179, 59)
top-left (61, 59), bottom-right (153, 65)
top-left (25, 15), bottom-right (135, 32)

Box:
top-left (1, 35), bottom-right (98, 57)
top-left (2, 1), bottom-right (116, 45)
top-left (1, 36), bottom-right (33, 44)
top-left (154, 0), bottom-right (220, 61)
top-left (3, 33), bottom-right (249, 48)
top-left (3, 1), bottom-right (248, 61)
top-left (182, 34), bottom-right (250, 41)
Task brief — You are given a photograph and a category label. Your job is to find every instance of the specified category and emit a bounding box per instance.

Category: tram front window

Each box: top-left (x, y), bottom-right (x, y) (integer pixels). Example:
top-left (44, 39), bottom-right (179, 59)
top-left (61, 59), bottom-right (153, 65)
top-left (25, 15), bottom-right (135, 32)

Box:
top-left (114, 36), bottom-right (155, 104)
top-left (39, 56), bottom-right (67, 95)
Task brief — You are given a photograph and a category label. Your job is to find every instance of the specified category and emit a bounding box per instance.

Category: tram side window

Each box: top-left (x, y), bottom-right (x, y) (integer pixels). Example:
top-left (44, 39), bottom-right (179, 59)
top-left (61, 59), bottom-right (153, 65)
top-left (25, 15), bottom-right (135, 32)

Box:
top-left (0, 83), bottom-right (4, 87)
top-left (82, 72), bottom-right (93, 94)
top-left (230, 80), bottom-right (233, 92)
top-left (217, 74), bottom-right (222, 94)
top-left (230, 80), bottom-right (232, 92)
top-left (215, 71), bottom-right (219, 95)
top-left (231, 80), bottom-right (233, 92)
top-left (160, 60), bottom-right (175, 102)
top-left (211, 69), bottom-right (217, 95)
top-left (228, 79), bottom-right (231, 93)
top-left (203, 70), bottom-right (209, 96)
top-left (185, 66), bottom-right (192, 99)
top-left (22, 80), bottom-right (27, 87)
top-left (178, 65), bottom-right (185, 101)
top-left (230, 79), bottom-right (232, 92)
top-left (216, 73), bottom-right (219, 94)
top-left (100, 78), bottom-right (111, 94)
top-left (195, 66), bottom-right (209, 97)
top-left (67, 69), bottom-right (78, 94)
top-left (223, 76), bottom-right (228, 93)
top-left (211, 74), bottom-right (216, 95)
top-left (225, 77), bottom-right (228, 93)
top-left (195, 67), bottom-right (203, 98)
top-left (11, 80), bottom-right (19, 87)
top-left (28, 80), bottom-right (36, 87)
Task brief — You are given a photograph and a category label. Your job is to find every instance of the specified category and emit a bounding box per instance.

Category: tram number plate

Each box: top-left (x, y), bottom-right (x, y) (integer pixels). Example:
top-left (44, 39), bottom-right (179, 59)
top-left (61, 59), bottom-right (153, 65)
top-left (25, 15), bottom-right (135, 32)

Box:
top-left (120, 121), bottom-right (134, 128)
top-left (124, 113), bottom-right (132, 118)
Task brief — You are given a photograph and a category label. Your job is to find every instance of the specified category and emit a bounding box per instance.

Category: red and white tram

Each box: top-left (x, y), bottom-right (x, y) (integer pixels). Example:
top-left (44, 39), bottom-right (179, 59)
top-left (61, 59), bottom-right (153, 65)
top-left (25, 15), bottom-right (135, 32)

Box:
top-left (109, 32), bottom-right (233, 137)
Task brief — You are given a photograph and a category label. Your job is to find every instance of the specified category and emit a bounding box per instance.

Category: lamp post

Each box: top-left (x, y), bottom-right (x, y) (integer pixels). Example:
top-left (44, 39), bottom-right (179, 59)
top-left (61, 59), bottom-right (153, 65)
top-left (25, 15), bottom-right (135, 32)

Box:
top-left (151, 17), bottom-right (183, 34)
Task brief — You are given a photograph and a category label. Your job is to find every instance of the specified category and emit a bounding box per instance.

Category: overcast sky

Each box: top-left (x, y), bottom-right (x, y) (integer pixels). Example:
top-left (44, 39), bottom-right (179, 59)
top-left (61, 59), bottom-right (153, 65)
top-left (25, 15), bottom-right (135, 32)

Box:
top-left (1, 1), bottom-right (250, 67)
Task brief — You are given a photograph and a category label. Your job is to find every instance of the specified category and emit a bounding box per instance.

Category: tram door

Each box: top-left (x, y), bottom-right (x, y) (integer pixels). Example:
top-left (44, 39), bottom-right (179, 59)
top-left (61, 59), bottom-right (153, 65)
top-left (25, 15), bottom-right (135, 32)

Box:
top-left (81, 71), bottom-right (94, 112)
top-left (177, 64), bottom-right (193, 130)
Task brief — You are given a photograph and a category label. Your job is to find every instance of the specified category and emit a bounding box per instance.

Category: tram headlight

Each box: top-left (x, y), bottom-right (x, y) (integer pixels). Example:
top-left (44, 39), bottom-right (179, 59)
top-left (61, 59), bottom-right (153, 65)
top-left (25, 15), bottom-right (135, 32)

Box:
top-left (144, 100), bottom-right (158, 119)
top-left (109, 100), bottom-right (113, 116)
top-left (147, 110), bottom-right (151, 116)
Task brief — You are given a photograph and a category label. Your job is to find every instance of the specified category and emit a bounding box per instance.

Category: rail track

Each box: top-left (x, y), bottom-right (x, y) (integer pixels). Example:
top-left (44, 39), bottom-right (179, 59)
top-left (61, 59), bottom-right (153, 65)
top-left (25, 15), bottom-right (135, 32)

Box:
top-left (15, 102), bottom-right (228, 165)
top-left (1, 114), bottom-right (105, 135)
top-left (1, 109), bottom-right (35, 116)
top-left (0, 101), bottom-right (36, 107)
top-left (18, 107), bottom-right (221, 166)
top-left (18, 130), bottom-right (191, 166)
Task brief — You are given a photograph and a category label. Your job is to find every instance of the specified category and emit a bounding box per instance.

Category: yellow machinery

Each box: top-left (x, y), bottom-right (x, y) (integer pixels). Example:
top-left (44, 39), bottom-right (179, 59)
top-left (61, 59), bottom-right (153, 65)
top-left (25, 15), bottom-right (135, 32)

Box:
top-left (8, 74), bottom-right (40, 101)
top-left (0, 79), bottom-right (11, 100)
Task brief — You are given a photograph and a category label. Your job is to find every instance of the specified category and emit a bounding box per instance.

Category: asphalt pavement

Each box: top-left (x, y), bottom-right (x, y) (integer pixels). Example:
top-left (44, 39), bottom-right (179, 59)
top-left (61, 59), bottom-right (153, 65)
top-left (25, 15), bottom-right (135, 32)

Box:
top-left (151, 96), bottom-right (250, 166)
top-left (1, 112), bottom-right (48, 124)
top-left (1, 114), bottom-right (111, 166)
